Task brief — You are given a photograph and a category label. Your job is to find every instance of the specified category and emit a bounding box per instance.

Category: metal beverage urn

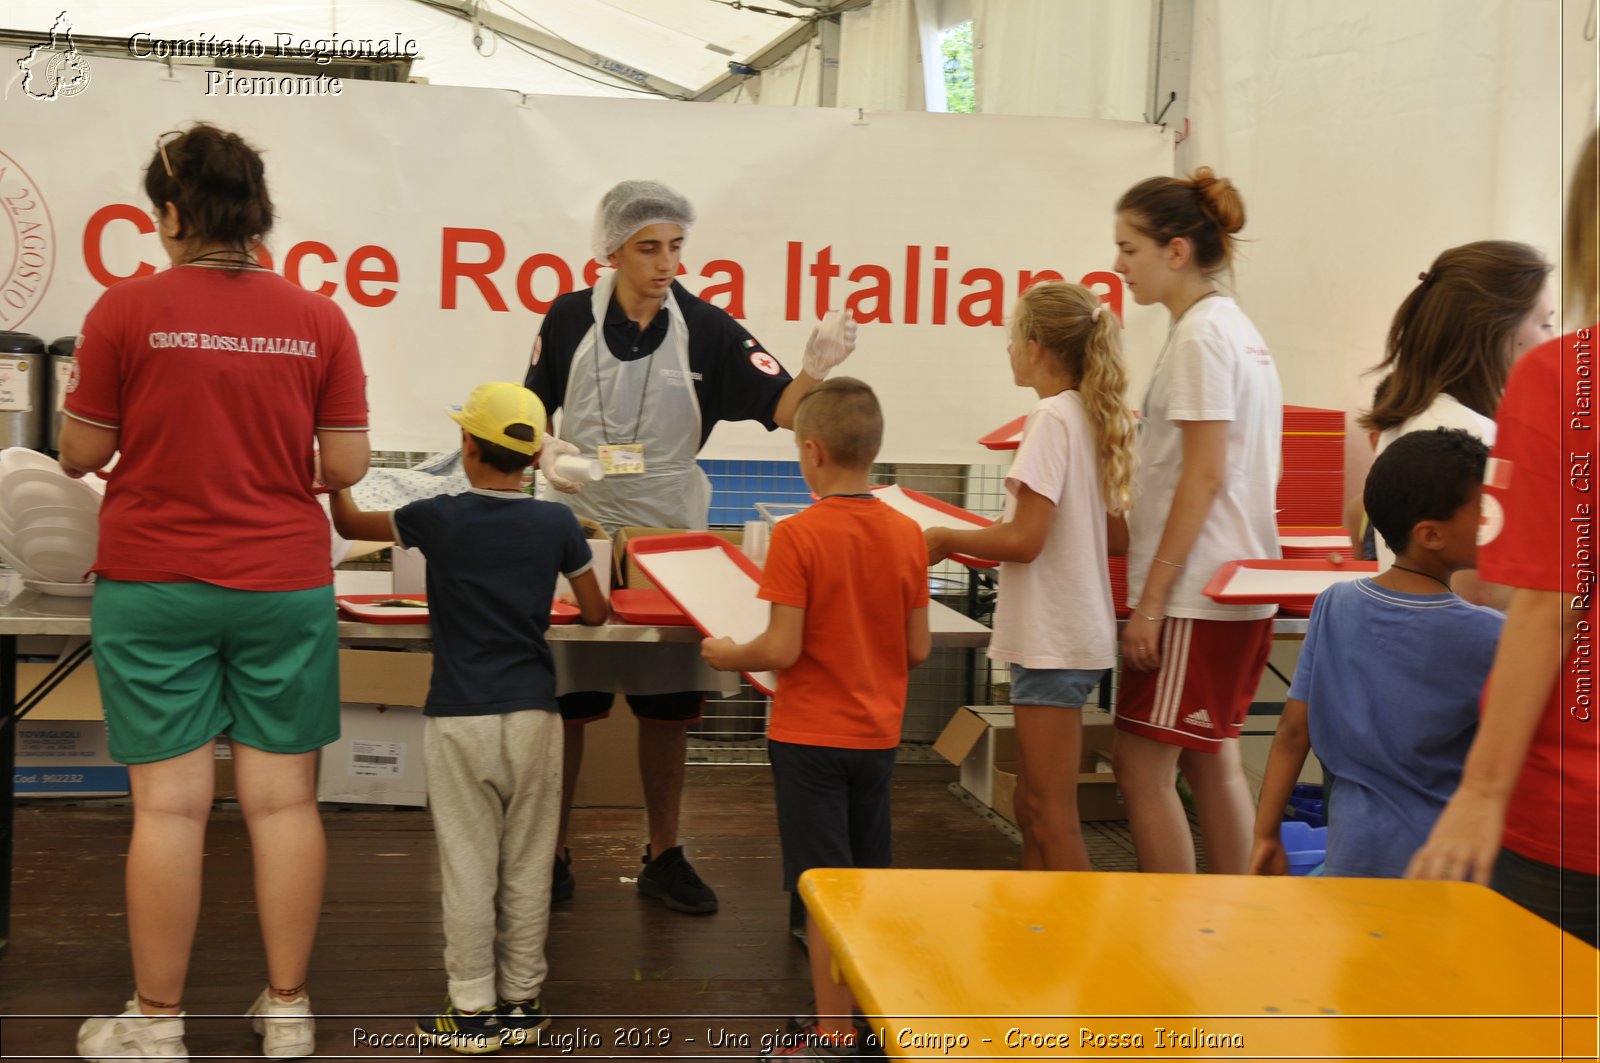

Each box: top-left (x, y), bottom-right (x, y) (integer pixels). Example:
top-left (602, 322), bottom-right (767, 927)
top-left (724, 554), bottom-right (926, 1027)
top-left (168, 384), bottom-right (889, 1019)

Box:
top-left (0, 332), bottom-right (47, 450)
top-left (48, 335), bottom-right (77, 452)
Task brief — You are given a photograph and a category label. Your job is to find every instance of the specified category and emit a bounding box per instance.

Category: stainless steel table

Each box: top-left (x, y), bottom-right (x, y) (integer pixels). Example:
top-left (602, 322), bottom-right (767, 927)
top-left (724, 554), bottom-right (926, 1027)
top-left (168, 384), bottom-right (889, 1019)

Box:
top-left (0, 590), bottom-right (991, 948)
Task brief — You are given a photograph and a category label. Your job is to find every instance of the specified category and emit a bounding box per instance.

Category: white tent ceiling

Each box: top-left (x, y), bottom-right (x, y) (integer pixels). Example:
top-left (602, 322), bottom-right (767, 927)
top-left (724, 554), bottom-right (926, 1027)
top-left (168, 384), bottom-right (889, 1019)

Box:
top-left (3, 0), bottom-right (861, 100)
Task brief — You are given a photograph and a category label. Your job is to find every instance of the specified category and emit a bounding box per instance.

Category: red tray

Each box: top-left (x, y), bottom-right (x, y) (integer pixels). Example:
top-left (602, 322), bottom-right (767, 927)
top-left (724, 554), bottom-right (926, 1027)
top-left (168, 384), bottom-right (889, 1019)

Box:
top-left (1203, 559), bottom-right (1377, 609)
top-left (337, 593), bottom-right (580, 624)
top-left (628, 533), bottom-right (776, 695)
top-left (869, 484), bottom-right (998, 570)
top-left (977, 414), bottom-right (1026, 451)
top-left (611, 587), bottom-right (692, 626)
top-left (337, 594), bottom-right (430, 624)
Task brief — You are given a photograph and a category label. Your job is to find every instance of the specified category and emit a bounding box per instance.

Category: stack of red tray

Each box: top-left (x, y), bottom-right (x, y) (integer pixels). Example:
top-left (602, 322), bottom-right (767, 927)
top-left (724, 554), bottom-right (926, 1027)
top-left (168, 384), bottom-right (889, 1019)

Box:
top-left (1276, 405), bottom-right (1345, 526)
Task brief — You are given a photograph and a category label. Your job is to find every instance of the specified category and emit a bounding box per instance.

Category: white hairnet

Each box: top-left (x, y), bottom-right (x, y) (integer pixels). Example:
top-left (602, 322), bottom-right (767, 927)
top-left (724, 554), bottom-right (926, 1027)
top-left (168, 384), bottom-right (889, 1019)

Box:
top-left (591, 180), bottom-right (696, 259)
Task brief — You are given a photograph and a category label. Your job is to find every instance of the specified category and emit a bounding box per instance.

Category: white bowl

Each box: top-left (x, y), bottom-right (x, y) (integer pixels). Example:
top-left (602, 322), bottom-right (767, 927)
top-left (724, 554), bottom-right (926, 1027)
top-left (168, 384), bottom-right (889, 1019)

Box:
top-left (12, 524), bottom-right (95, 582)
top-left (0, 537), bottom-right (53, 582)
top-left (0, 468), bottom-right (101, 517)
top-left (23, 577), bottom-right (95, 597)
top-left (12, 512), bottom-right (98, 541)
top-left (0, 447), bottom-right (61, 479)
top-left (13, 504), bottom-right (100, 528)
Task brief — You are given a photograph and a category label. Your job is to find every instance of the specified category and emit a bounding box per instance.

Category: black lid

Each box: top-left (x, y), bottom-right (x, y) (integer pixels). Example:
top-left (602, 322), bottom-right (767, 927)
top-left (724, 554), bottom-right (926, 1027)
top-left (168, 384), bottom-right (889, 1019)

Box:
top-left (50, 336), bottom-right (78, 356)
top-left (0, 331), bottom-right (46, 355)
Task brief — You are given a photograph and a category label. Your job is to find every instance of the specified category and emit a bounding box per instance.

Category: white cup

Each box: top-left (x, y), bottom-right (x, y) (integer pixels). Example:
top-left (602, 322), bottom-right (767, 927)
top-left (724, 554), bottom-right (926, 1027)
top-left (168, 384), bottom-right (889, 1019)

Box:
top-left (555, 455), bottom-right (605, 482)
top-left (743, 520), bottom-right (770, 565)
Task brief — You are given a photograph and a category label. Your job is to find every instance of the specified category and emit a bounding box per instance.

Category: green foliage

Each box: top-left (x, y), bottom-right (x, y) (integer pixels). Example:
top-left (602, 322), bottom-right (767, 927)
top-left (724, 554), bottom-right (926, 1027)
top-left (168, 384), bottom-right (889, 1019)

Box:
top-left (942, 20), bottom-right (974, 114)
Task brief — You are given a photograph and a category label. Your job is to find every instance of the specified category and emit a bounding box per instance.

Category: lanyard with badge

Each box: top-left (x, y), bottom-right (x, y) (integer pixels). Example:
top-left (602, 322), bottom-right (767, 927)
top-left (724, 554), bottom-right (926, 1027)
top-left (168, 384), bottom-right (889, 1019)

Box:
top-left (594, 331), bottom-right (653, 476)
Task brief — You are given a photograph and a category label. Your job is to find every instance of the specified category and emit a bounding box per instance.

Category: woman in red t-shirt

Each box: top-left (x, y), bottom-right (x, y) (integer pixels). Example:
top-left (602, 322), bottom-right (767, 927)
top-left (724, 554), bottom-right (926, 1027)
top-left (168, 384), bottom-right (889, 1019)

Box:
top-left (1408, 130), bottom-right (1599, 947)
top-left (61, 125), bottom-right (370, 1058)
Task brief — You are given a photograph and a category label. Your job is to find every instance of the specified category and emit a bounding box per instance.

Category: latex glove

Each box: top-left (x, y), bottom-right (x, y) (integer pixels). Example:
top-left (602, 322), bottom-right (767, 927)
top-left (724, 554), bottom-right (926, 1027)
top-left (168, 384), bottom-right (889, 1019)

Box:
top-left (802, 309), bottom-right (857, 379)
top-left (539, 434), bottom-right (583, 494)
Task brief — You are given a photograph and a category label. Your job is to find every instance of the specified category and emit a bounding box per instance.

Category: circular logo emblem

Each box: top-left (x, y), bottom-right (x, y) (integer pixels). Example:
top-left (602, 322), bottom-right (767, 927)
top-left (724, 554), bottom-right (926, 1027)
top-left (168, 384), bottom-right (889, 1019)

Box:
top-left (0, 150), bottom-right (56, 333)
top-left (42, 50), bottom-right (92, 99)
top-left (66, 358), bottom-right (80, 394)
top-left (749, 350), bottom-right (781, 376)
top-left (1478, 492), bottom-right (1504, 546)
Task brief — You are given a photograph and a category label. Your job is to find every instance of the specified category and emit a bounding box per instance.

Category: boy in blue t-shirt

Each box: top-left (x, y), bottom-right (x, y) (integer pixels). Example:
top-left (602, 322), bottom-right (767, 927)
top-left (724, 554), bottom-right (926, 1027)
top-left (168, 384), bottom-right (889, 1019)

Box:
top-left (332, 382), bottom-right (606, 1052)
top-left (1249, 428), bottom-right (1503, 878)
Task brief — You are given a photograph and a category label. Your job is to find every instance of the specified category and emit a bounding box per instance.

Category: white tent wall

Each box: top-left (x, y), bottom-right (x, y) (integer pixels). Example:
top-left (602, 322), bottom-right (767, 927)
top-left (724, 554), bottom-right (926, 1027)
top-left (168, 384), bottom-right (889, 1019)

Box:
top-left (1564, 0), bottom-right (1599, 323)
top-left (836, 0), bottom-right (929, 112)
top-left (1181, 0), bottom-right (1566, 484)
top-left (973, 0), bottom-right (1152, 121)
top-left (716, 33), bottom-right (825, 107)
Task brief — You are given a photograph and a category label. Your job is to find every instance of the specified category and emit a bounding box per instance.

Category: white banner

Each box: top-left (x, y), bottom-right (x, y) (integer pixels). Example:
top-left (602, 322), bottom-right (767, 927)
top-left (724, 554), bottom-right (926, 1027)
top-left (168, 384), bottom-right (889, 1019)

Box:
top-left (1, 47), bottom-right (1170, 463)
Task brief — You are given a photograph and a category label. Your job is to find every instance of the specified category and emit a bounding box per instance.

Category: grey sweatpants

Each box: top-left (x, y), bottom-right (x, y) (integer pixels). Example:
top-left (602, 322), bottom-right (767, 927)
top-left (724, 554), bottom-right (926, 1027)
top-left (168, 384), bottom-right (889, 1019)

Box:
top-left (424, 710), bottom-right (562, 1012)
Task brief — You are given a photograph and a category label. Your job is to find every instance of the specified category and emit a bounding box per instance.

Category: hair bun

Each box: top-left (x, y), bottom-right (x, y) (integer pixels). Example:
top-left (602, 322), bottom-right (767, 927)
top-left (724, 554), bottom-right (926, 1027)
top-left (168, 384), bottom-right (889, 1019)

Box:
top-left (1187, 166), bottom-right (1246, 235)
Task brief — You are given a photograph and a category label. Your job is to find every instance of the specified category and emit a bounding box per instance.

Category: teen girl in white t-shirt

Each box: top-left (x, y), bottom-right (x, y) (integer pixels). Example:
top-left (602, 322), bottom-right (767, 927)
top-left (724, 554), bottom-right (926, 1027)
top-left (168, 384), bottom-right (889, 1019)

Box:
top-left (926, 282), bottom-right (1133, 870)
top-left (1110, 168), bottom-right (1283, 876)
top-left (1355, 241), bottom-right (1554, 593)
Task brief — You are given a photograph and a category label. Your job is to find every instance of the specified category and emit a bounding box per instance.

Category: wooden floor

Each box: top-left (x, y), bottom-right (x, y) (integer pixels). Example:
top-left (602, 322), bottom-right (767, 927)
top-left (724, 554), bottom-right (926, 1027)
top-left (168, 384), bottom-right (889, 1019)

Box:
top-left (1, 763), bottom-right (1050, 1061)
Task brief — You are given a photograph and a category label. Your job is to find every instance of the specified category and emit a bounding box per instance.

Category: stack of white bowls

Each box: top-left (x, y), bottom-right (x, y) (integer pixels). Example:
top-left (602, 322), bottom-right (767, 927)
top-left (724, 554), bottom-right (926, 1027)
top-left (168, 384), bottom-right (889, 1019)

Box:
top-left (0, 447), bottom-right (101, 596)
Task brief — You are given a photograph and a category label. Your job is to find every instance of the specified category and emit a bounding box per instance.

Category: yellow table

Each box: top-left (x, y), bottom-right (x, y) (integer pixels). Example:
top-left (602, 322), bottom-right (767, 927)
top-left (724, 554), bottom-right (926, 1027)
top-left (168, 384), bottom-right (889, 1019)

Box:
top-left (799, 869), bottom-right (1598, 1061)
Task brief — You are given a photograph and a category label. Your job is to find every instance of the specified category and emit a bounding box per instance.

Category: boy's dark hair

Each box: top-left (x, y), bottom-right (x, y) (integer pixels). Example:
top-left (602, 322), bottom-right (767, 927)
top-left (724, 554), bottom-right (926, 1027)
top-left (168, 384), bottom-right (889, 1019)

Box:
top-left (793, 376), bottom-right (883, 469)
top-left (1364, 428), bottom-right (1488, 555)
top-left (471, 424), bottom-right (536, 474)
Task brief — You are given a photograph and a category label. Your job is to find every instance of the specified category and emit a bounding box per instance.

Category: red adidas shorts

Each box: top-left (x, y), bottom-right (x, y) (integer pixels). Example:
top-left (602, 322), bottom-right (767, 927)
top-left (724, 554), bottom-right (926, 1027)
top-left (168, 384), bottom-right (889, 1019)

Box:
top-left (1114, 616), bottom-right (1274, 752)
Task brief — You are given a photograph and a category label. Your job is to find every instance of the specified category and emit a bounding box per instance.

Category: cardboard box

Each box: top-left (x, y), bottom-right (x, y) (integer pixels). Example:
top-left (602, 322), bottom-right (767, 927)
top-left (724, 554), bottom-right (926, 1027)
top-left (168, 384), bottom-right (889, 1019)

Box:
top-left (17, 656), bottom-right (103, 720)
top-left (317, 703), bottom-right (429, 807)
top-left (934, 706), bottom-right (1124, 823)
top-left (214, 737), bottom-right (235, 801)
top-left (614, 526), bottom-right (743, 590)
top-left (317, 649), bottom-right (435, 806)
top-left (570, 694), bottom-right (645, 808)
top-left (13, 719), bottom-right (128, 796)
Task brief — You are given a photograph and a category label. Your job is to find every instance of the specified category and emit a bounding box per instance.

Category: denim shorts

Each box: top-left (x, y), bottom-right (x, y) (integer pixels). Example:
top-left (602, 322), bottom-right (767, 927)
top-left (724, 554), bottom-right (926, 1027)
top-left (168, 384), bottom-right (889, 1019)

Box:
top-left (1009, 664), bottom-right (1108, 709)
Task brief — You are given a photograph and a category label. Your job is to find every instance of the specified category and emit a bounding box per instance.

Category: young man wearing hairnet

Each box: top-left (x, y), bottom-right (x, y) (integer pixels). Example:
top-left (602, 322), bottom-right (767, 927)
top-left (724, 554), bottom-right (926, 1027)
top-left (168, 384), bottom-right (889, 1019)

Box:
top-left (525, 180), bottom-right (856, 915)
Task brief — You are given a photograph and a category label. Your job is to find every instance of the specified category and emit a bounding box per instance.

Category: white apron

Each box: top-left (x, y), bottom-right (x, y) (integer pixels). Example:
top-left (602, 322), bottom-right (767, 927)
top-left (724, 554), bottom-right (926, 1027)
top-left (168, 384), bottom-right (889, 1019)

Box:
top-left (551, 272), bottom-right (736, 697)
top-left (557, 272), bottom-right (712, 533)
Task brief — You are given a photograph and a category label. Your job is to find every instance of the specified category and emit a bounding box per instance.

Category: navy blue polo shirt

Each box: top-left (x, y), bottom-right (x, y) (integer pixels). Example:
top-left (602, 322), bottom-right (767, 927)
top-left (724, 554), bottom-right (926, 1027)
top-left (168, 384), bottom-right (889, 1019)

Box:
top-left (393, 488), bottom-right (593, 716)
top-left (525, 280), bottom-right (794, 449)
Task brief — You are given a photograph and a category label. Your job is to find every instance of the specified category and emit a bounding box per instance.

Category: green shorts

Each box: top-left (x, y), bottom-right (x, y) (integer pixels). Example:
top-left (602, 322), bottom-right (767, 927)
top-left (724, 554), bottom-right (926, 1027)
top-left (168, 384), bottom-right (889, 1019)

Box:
top-left (92, 579), bottom-right (340, 765)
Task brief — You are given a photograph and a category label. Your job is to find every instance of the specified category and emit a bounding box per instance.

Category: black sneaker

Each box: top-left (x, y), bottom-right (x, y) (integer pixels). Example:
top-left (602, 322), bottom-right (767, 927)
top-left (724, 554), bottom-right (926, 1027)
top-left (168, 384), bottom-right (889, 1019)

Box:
top-left (637, 845), bottom-right (718, 914)
top-left (552, 848), bottom-right (575, 904)
top-left (496, 997), bottom-right (551, 1048)
top-left (415, 1003), bottom-right (502, 1055)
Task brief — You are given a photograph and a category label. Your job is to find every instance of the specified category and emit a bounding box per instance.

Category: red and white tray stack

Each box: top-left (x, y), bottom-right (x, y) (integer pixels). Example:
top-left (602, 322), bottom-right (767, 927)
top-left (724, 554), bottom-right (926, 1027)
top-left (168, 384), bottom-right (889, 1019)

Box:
top-left (983, 405), bottom-right (1348, 619)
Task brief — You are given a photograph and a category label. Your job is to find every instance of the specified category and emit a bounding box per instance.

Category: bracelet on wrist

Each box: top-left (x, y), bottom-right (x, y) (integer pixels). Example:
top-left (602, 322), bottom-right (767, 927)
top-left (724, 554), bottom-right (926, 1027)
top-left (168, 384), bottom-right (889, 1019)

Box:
top-left (1152, 556), bottom-right (1186, 570)
top-left (1134, 608), bottom-right (1166, 622)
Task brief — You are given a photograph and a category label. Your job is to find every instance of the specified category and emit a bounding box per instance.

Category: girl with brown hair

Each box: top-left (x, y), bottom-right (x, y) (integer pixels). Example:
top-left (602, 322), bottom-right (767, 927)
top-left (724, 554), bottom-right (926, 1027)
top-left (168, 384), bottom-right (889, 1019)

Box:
top-left (1108, 168), bottom-right (1283, 875)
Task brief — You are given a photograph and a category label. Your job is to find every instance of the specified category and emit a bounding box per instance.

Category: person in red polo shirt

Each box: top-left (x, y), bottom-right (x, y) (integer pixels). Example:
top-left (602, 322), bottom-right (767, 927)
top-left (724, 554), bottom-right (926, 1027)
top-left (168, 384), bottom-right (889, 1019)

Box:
top-left (1408, 129), bottom-right (1600, 947)
top-left (62, 124), bottom-right (370, 1059)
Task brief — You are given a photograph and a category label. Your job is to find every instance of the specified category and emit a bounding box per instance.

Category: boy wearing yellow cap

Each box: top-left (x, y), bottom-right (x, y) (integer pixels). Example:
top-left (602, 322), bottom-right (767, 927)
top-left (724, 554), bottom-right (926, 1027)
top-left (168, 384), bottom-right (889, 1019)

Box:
top-left (331, 382), bottom-right (607, 1052)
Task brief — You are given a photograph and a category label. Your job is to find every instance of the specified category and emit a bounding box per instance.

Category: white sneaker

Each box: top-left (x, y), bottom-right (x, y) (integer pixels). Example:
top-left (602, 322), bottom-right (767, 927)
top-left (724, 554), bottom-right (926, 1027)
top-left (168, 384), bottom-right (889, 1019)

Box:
top-left (246, 989), bottom-right (316, 1058)
top-left (77, 1002), bottom-right (187, 1061)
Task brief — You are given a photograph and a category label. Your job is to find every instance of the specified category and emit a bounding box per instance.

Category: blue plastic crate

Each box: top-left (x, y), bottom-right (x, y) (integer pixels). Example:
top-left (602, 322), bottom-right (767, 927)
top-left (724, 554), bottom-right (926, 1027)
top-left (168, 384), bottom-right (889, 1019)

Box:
top-left (1286, 782), bottom-right (1327, 828)
top-left (1279, 820), bottom-right (1327, 876)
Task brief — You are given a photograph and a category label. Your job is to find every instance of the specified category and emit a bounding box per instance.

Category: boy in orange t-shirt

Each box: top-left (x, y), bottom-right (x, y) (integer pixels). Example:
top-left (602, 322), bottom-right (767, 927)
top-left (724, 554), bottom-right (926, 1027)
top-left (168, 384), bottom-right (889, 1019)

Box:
top-left (703, 377), bottom-right (930, 1060)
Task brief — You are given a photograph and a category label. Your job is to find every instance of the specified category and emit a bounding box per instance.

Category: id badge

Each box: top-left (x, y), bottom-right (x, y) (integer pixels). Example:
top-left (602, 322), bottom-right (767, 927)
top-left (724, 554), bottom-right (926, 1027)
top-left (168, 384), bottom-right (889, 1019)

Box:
top-left (597, 443), bottom-right (646, 475)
